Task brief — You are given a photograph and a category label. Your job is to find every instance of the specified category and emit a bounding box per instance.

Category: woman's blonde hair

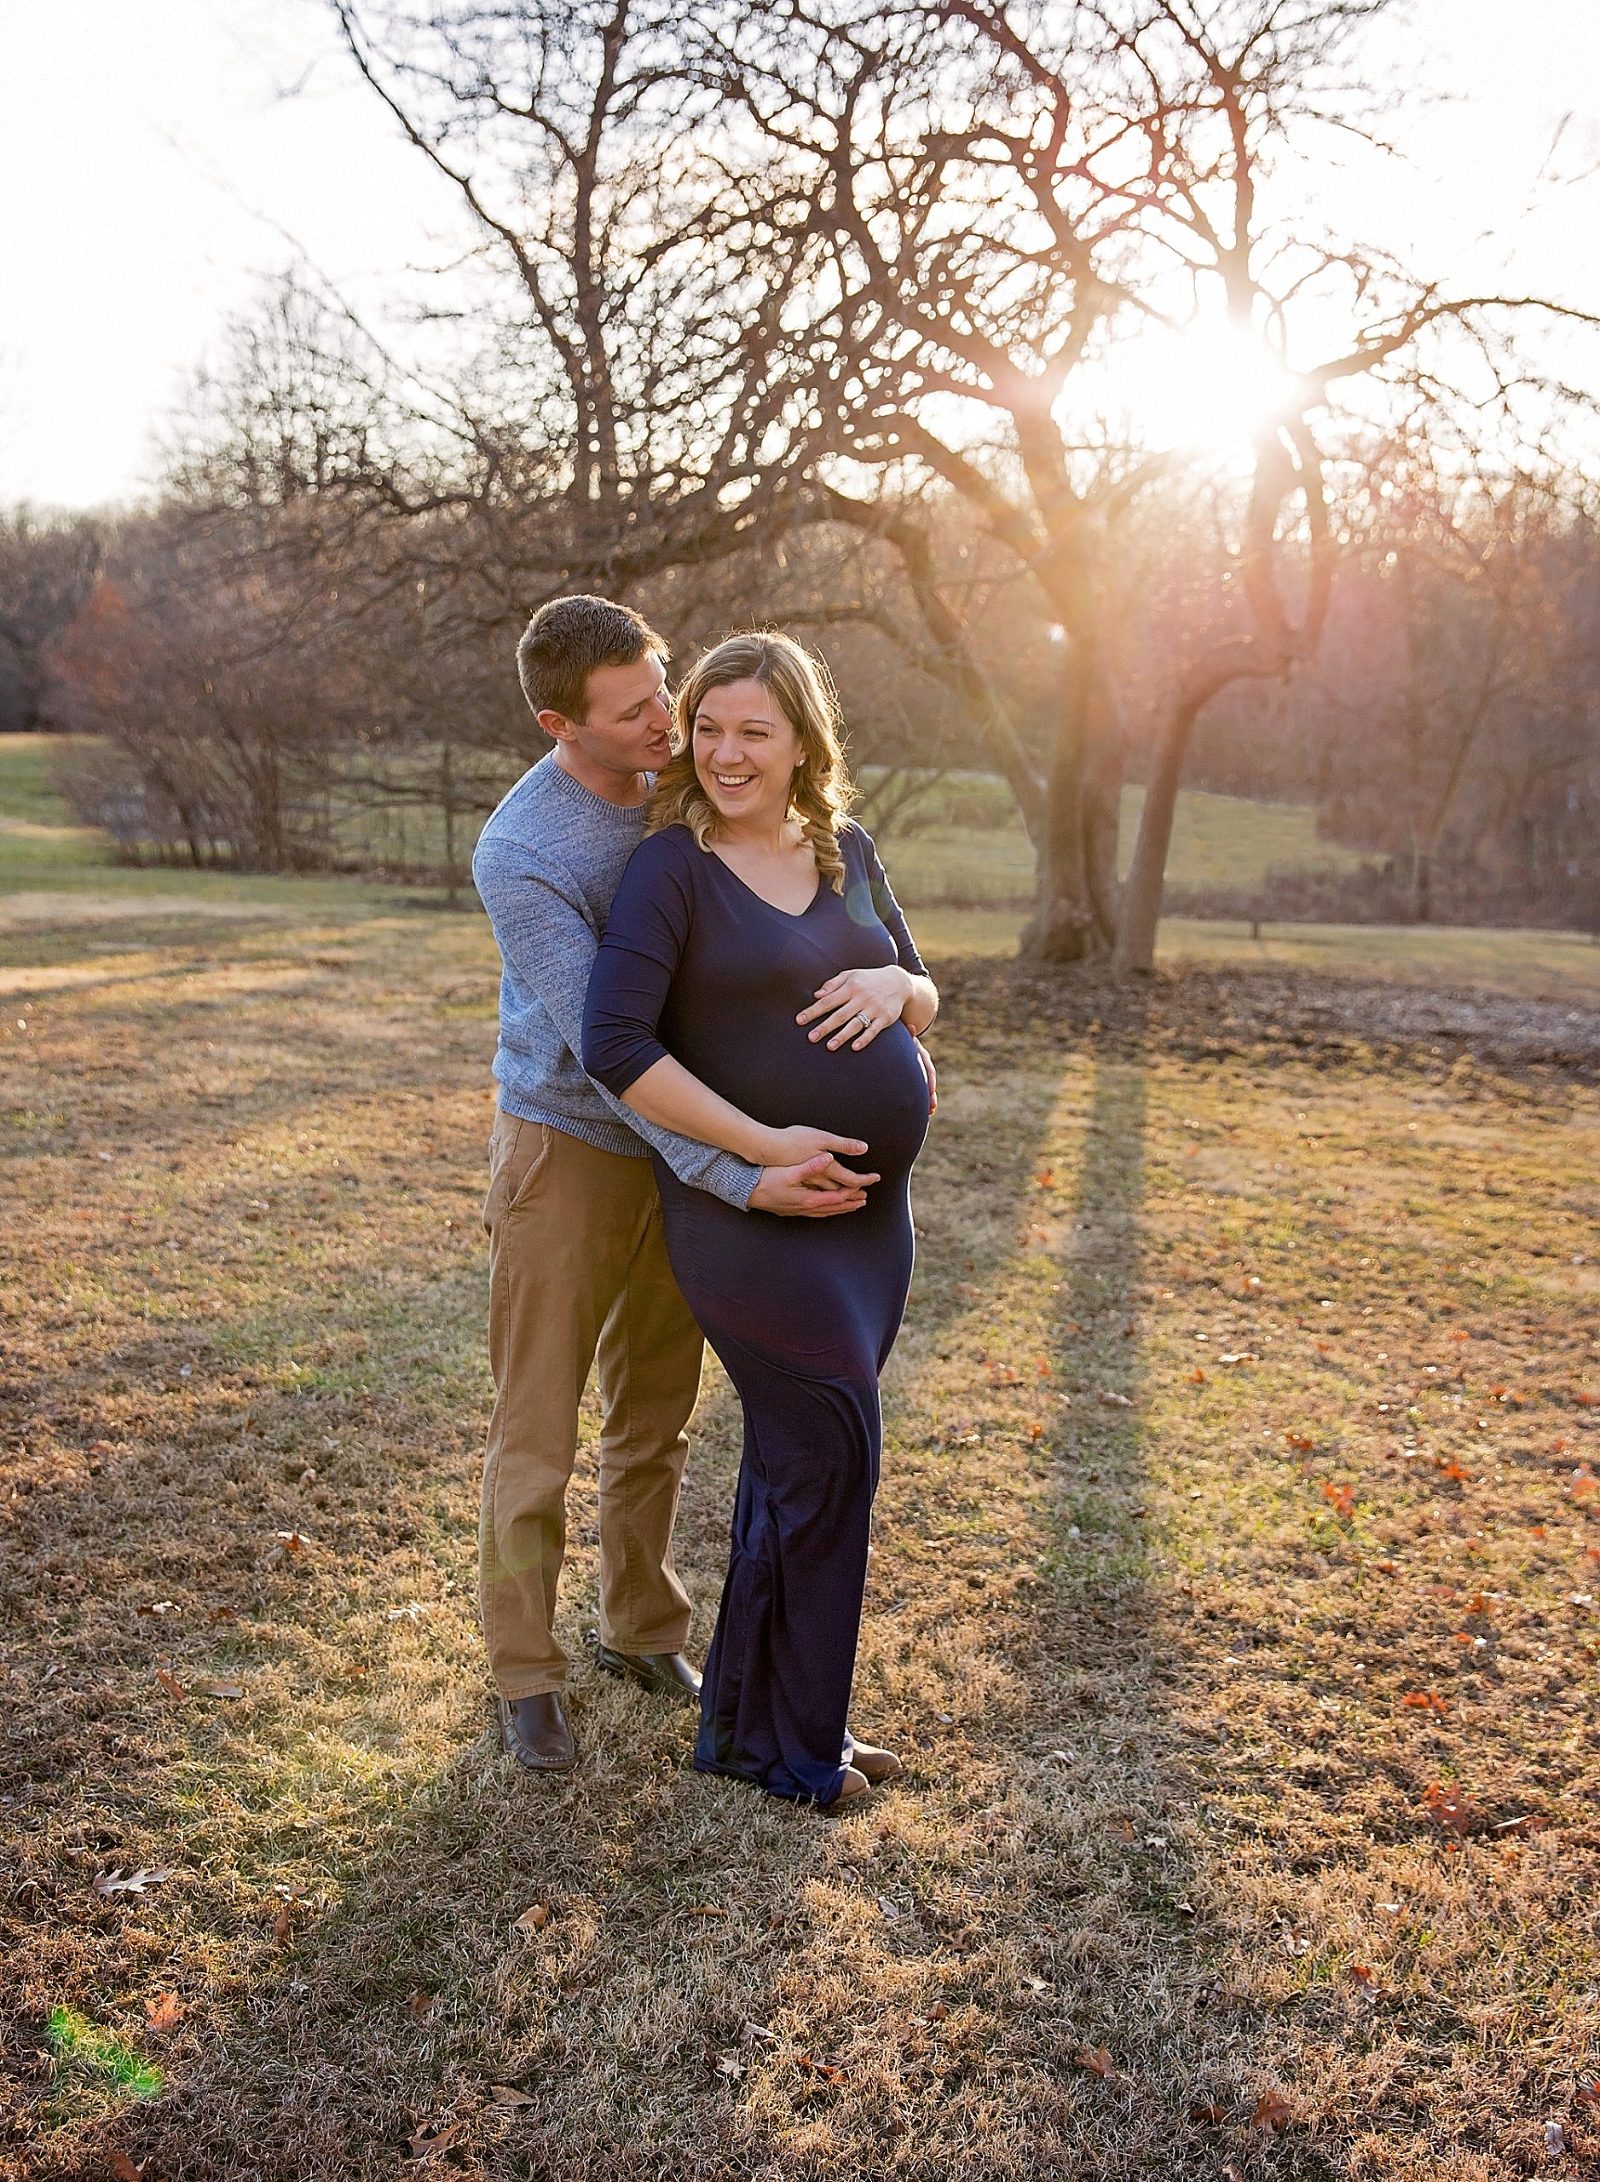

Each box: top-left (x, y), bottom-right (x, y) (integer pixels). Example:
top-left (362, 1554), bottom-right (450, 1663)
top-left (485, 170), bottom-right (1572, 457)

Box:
top-left (647, 631), bottom-right (857, 892)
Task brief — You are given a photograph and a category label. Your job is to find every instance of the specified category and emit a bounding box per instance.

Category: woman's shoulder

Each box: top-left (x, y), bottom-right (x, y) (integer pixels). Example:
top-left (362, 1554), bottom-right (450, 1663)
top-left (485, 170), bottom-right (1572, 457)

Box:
top-left (838, 818), bottom-right (881, 868)
top-left (629, 821), bottom-right (701, 870)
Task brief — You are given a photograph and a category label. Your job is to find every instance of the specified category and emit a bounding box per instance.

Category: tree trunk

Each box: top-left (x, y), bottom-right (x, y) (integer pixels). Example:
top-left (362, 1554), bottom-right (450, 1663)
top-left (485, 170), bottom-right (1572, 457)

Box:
top-left (1018, 647), bottom-right (1104, 963)
top-left (1112, 690), bottom-right (1203, 977)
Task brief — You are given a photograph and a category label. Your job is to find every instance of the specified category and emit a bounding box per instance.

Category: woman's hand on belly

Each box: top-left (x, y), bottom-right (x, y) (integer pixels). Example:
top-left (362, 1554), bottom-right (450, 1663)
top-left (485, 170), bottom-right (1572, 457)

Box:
top-left (797, 966), bottom-right (913, 1051)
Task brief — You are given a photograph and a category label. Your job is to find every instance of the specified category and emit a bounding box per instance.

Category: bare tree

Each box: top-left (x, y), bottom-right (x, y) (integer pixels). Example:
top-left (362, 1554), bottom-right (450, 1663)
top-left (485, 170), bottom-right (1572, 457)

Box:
top-left (699, 0), bottom-right (1593, 967)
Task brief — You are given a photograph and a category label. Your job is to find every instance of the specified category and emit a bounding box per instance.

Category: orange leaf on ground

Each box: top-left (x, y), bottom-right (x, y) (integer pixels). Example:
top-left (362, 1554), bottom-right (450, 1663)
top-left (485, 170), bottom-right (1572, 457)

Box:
top-left (1189, 1368), bottom-right (1206, 1384)
top-left (1346, 1964), bottom-right (1374, 1984)
top-left (1422, 1781), bottom-right (1474, 1836)
top-left (1284, 1431), bottom-right (1315, 1452)
top-left (1251, 2092), bottom-right (1294, 2132)
top-left (107, 2157), bottom-right (145, 2182)
top-left (515, 1903), bottom-right (550, 1935)
top-left (795, 2055), bottom-right (843, 2082)
top-left (405, 1990), bottom-right (434, 2021)
top-left (1073, 2047), bottom-right (1114, 2078)
top-left (272, 1901), bottom-right (295, 1947)
top-left (144, 1992), bottom-right (184, 2031)
top-left (1321, 1480), bottom-right (1355, 1519)
top-left (1401, 1691), bottom-right (1449, 1715)
top-left (1189, 2099), bottom-right (1225, 2124)
top-left (155, 1669), bottom-right (190, 1701)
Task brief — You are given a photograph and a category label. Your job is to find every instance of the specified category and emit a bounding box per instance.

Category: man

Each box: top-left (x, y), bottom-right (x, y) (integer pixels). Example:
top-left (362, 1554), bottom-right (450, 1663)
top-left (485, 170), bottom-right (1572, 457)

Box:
top-left (471, 594), bottom-right (879, 1776)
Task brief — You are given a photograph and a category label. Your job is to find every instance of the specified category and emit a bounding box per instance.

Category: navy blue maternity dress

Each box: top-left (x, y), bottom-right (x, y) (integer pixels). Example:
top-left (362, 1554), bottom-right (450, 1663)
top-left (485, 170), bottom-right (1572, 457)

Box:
top-left (582, 820), bottom-right (930, 1806)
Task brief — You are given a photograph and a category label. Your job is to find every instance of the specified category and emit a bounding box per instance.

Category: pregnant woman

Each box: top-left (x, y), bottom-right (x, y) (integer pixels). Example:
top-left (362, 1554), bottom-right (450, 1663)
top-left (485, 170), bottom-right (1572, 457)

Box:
top-left (582, 632), bottom-right (937, 1810)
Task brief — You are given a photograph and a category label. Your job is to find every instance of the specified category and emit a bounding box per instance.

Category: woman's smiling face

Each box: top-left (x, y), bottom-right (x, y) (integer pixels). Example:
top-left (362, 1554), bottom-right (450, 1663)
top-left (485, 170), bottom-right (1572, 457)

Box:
top-left (691, 677), bottom-right (802, 831)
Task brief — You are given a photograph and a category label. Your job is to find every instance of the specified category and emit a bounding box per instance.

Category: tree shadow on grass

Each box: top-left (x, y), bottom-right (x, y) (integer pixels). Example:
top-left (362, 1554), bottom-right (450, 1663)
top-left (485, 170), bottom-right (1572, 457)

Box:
top-left (1010, 1007), bottom-right (1337, 2182)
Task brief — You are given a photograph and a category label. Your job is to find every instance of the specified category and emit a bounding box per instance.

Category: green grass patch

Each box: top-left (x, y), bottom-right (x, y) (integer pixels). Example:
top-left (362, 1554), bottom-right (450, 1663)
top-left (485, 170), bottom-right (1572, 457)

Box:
top-left (46, 2009), bottom-right (163, 2100)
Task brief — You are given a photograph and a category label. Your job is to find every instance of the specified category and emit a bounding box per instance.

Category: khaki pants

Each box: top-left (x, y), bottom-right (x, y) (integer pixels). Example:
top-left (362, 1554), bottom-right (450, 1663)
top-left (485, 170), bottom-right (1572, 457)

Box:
top-left (480, 1109), bottom-right (704, 1698)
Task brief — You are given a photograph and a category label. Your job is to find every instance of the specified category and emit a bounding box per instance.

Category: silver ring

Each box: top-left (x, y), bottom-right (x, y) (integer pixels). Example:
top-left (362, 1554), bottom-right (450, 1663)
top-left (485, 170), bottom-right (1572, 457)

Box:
top-left (856, 1012), bottom-right (872, 1029)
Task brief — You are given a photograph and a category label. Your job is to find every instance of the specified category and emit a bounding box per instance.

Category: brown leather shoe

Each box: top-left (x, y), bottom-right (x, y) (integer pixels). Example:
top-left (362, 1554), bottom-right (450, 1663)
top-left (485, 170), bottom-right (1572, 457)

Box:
top-left (592, 1641), bottom-right (702, 1704)
top-left (498, 1691), bottom-right (576, 1773)
top-left (845, 1738), bottom-right (904, 1785)
top-left (820, 1764), bottom-right (872, 1815)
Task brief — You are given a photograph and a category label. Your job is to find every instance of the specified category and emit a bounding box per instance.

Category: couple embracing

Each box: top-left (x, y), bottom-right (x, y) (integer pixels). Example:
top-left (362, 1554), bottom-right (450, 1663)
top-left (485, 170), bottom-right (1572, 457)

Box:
top-left (471, 595), bottom-right (938, 1813)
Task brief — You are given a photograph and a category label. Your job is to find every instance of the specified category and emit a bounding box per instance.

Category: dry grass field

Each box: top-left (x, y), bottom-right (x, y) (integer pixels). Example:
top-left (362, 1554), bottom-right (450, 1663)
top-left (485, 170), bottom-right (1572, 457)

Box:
top-left (2, 765), bottom-right (1599, 2180)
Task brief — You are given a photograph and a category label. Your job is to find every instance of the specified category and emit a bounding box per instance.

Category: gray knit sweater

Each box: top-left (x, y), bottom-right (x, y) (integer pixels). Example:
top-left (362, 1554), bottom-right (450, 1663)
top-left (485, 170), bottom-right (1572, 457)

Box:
top-left (471, 752), bottom-right (760, 1209)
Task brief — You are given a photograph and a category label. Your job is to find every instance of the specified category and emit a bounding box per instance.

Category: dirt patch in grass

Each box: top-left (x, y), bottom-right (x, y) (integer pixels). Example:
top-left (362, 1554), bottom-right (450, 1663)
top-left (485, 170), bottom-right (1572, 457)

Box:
top-left (2, 913), bottom-right (1596, 2181)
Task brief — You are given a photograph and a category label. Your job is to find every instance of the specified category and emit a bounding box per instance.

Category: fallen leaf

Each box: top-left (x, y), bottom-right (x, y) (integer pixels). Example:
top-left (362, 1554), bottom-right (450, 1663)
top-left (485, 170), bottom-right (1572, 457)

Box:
top-left (199, 1682), bottom-right (244, 1701)
top-left (1218, 1352), bottom-right (1258, 1367)
top-left (1321, 1480), bottom-right (1355, 1520)
top-left (984, 1362), bottom-right (1020, 1385)
top-left (1073, 2047), bottom-right (1114, 2077)
top-left (155, 1669), bottom-right (190, 1702)
top-left (514, 1903), bottom-right (550, 1936)
top-left (681, 1905), bottom-right (728, 1919)
top-left (1284, 1431), bottom-right (1315, 1452)
top-left (929, 2000), bottom-right (948, 2022)
top-left (742, 2021), bottom-right (778, 2045)
top-left (95, 1867), bottom-right (175, 1897)
top-left (1189, 1368), bottom-right (1207, 1385)
top-left (1250, 2090), bottom-right (1294, 2132)
top-left (488, 2085), bottom-right (537, 2107)
top-left (1098, 1389), bottom-right (1132, 1408)
top-left (795, 2054), bottom-right (843, 2082)
top-left (1422, 1780), bottom-right (1474, 1837)
top-left (1546, 2122), bottom-right (1568, 2157)
top-left (408, 2117), bottom-right (465, 2158)
top-left (406, 1990), bottom-right (434, 2022)
top-left (714, 2054), bottom-right (744, 2079)
top-left (1347, 1963), bottom-right (1375, 1984)
top-left (1189, 2099), bottom-right (1225, 2124)
top-left (144, 1992), bottom-right (184, 2031)
top-left (272, 1901), bottom-right (295, 1947)
top-left (1575, 2079), bottom-right (1600, 2115)
top-left (137, 1600), bottom-right (179, 1617)
top-left (1400, 1691), bottom-right (1449, 1715)
top-left (107, 2157), bottom-right (145, 2182)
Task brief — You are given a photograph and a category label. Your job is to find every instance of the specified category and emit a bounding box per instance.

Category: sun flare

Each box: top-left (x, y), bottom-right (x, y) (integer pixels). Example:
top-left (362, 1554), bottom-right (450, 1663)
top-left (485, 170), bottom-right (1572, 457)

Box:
top-left (1101, 320), bottom-right (1301, 456)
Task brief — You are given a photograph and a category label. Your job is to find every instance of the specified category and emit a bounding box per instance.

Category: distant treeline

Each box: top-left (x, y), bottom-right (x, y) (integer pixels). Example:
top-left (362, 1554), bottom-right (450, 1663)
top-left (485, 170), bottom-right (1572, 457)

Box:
top-left (6, 475), bottom-right (1595, 932)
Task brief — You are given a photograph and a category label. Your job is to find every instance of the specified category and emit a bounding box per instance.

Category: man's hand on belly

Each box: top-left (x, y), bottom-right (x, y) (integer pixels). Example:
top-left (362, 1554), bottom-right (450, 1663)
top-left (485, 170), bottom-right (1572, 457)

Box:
top-left (750, 1152), bottom-right (879, 1219)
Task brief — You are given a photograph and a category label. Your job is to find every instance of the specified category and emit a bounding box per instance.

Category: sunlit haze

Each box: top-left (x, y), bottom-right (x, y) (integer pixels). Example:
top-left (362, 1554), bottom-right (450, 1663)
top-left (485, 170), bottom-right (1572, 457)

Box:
top-left (2, 0), bottom-right (1596, 509)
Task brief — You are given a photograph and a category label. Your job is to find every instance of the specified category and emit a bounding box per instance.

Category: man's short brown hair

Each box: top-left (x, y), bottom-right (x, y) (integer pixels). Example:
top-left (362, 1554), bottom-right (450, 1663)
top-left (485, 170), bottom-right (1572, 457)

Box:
top-left (515, 595), bottom-right (669, 728)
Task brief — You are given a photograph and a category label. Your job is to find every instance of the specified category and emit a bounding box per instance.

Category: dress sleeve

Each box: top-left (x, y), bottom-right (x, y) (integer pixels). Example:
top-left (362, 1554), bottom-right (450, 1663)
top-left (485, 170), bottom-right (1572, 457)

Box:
top-left (851, 825), bottom-right (929, 977)
top-left (582, 832), bottom-right (693, 1097)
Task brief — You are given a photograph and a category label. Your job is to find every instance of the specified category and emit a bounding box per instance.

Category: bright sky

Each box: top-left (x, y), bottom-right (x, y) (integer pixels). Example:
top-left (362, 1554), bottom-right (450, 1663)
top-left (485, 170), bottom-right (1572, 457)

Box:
top-left (1, 0), bottom-right (1596, 510)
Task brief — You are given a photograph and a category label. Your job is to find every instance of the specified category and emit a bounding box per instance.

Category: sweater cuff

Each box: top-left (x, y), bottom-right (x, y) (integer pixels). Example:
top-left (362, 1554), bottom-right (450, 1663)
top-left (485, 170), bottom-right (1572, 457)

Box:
top-left (702, 1150), bottom-right (761, 1210)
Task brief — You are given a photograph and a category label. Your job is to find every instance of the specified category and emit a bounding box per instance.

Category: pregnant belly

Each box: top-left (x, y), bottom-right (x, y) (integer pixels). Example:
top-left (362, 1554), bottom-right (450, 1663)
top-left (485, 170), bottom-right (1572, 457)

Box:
top-left (684, 1016), bottom-right (930, 1175)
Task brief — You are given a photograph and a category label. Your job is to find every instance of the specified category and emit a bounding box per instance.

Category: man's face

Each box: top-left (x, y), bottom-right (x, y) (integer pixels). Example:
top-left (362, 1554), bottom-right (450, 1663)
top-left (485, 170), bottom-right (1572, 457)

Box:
top-left (544, 653), bottom-right (673, 778)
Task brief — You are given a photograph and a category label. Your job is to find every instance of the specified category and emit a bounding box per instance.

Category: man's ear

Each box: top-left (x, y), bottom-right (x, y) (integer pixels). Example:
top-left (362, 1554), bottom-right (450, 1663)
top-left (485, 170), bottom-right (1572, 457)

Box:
top-left (537, 708), bottom-right (576, 744)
